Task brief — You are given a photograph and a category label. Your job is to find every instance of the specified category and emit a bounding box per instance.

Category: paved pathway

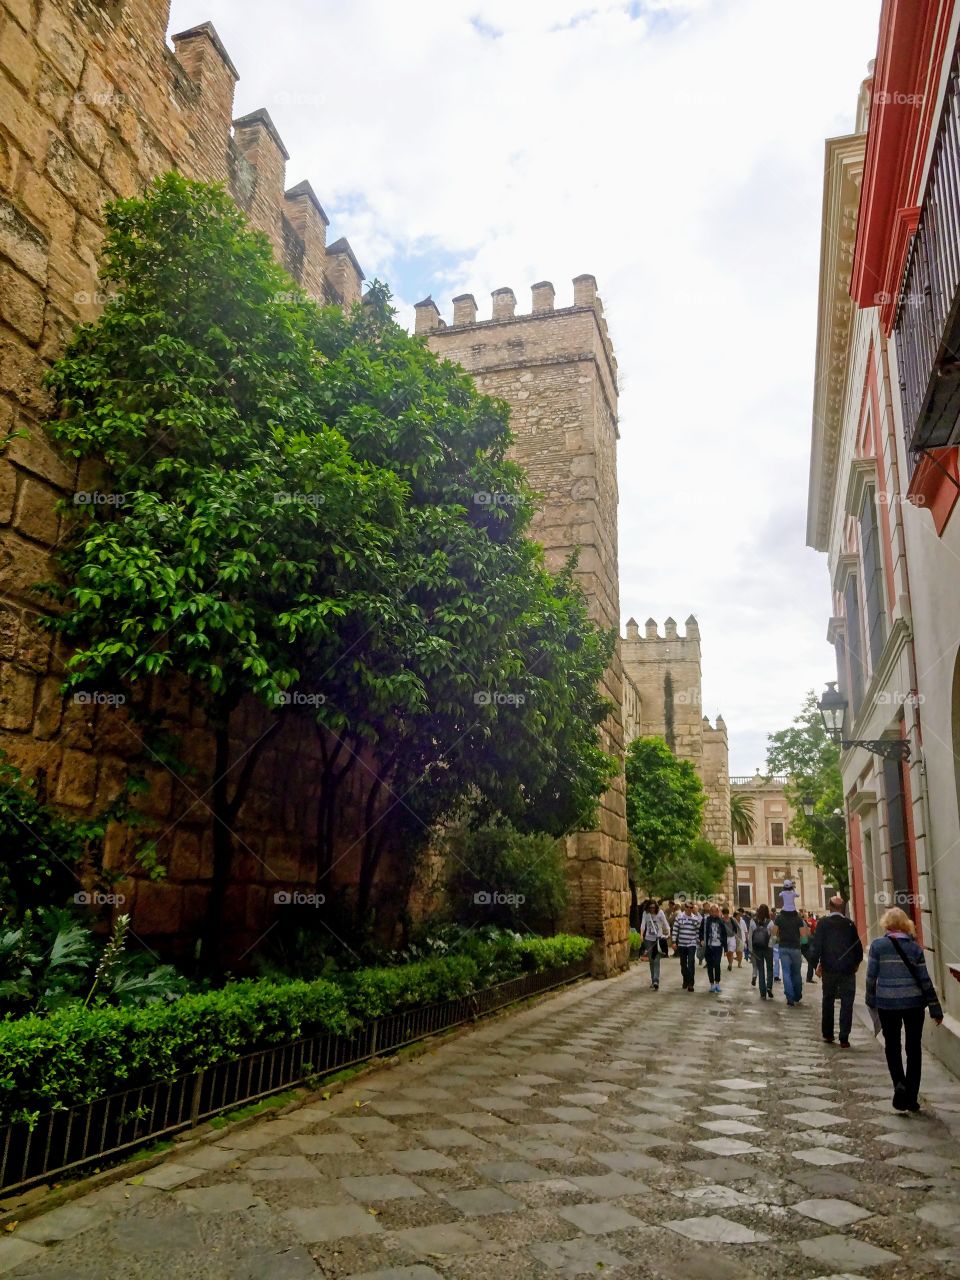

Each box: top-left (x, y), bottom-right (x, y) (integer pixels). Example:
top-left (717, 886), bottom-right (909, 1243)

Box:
top-left (4, 961), bottom-right (960, 1279)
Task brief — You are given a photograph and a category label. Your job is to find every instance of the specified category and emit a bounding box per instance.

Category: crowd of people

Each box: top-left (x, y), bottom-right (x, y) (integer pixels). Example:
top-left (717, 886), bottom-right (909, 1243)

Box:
top-left (636, 883), bottom-right (945, 1113)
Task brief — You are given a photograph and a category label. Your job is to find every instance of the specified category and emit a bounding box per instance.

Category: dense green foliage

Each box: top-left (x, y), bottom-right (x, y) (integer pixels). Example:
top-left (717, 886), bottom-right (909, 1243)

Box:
top-left (643, 837), bottom-right (734, 900)
top-left (0, 910), bottom-right (185, 1016)
top-left (767, 692), bottom-right (848, 897)
top-left (0, 750), bottom-right (158, 918)
top-left (0, 933), bottom-right (592, 1123)
top-left (443, 821), bottom-right (569, 932)
top-left (44, 173), bottom-right (616, 951)
top-left (625, 735), bottom-right (705, 886)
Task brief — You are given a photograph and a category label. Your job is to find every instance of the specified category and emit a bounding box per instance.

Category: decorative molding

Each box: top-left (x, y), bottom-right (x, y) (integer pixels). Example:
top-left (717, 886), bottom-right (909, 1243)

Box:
top-left (808, 132), bottom-right (867, 553)
top-left (849, 788), bottom-right (878, 816)
top-left (832, 552), bottom-right (859, 595)
top-left (827, 614), bottom-right (847, 644)
top-left (844, 456), bottom-right (878, 518)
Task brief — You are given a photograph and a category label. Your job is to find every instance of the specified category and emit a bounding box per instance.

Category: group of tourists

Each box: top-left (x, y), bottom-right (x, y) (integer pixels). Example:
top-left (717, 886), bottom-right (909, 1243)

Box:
top-left (637, 886), bottom-right (944, 1113)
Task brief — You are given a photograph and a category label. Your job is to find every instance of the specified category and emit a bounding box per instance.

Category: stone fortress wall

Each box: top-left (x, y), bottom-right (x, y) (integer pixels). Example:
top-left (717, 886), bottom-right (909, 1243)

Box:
top-left (0, 0), bottom-right (379, 962)
top-left (417, 284), bottom-right (630, 973)
top-left (621, 615), bottom-right (734, 899)
top-left (0, 2), bottom-right (634, 968)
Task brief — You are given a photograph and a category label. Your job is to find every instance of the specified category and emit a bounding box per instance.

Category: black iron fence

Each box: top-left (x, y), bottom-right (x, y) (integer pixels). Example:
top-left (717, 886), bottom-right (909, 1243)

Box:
top-left (0, 960), bottom-right (589, 1196)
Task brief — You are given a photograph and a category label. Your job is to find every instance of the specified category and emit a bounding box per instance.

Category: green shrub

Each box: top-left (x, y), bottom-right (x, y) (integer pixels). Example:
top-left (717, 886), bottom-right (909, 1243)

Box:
top-left (0, 933), bottom-right (591, 1123)
top-left (629, 929), bottom-right (643, 960)
top-left (444, 822), bottom-right (570, 931)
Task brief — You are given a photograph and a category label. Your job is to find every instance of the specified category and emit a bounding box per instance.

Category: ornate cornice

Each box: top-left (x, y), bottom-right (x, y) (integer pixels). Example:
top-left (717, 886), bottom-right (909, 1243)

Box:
top-left (808, 133), bottom-right (867, 553)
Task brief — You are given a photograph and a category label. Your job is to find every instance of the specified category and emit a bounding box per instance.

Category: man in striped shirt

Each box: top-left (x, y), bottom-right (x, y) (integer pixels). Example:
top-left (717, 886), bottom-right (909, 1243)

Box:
top-left (672, 901), bottom-right (702, 992)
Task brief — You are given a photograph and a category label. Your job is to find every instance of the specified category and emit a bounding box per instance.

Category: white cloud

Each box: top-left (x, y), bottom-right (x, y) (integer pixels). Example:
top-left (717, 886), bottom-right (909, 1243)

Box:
top-left (169, 0), bottom-right (881, 771)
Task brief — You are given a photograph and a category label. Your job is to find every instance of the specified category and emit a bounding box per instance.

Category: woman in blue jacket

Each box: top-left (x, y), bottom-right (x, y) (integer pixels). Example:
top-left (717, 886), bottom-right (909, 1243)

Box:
top-left (865, 907), bottom-right (943, 1112)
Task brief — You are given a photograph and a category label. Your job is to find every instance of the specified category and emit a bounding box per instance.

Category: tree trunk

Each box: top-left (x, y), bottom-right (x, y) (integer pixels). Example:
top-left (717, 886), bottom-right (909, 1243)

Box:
top-left (200, 698), bottom-right (285, 973)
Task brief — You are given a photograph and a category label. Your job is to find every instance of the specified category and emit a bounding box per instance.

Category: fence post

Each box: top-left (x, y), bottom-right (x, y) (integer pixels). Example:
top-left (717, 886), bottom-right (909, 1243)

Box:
top-left (189, 1070), bottom-right (204, 1128)
top-left (369, 1021), bottom-right (378, 1058)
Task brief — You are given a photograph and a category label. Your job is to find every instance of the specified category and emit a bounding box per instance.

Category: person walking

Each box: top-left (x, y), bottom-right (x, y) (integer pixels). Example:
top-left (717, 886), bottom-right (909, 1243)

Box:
top-left (866, 907), bottom-right (944, 1111)
top-left (672, 900), bottom-right (701, 992)
top-left (721, 906), bottom-right (737, 971)
top-left (733, 909), bottom-right (747, 968)
top-left (700, 903), bottom-right (726, 994)
top-left (749, 904), bottom-right (774, 999)
top-left (807, 895), bottom-right (862, 1047)
top-left (639, 897), bottom-right (669, 990)
top-left (772, 901), bottom-right (807, 1006)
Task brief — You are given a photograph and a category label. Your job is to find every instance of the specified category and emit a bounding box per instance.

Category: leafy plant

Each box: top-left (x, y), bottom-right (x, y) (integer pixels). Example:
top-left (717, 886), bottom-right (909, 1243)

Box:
top-left (730, 792), bottom-right (756, 845)
top-left (766, 692), bottom-right (848, 897)
top-left (625, 735), bottom-right (705, 917)
top-left (443, 821), bottom-right (569, 932)
top-left (643, 838), bottom-right (735, 900)
top-left (0, 932), bottom-right (592, 1123)
top-left (44, 173), bottom-right (618, 957)
top-left (0, 908), bottom-right (185, 1017)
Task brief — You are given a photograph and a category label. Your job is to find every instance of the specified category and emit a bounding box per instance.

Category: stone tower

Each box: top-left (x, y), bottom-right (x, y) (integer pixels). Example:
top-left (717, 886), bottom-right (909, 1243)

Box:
top-left (621, 616), bottom-right (734, 900)
top-left (417, 279), bottom-right (629, 974)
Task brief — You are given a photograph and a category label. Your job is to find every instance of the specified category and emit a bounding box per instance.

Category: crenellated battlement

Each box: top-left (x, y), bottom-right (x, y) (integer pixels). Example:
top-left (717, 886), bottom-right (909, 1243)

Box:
top-left (622, 615), bottom-right (701, 646)
top-left (415, 276), bottom-right (617, 381)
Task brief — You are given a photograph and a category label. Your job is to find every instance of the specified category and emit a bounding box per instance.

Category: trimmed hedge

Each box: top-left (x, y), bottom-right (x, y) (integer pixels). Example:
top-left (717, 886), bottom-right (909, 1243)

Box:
top-left (0, 934), bottom-right (592, 1123)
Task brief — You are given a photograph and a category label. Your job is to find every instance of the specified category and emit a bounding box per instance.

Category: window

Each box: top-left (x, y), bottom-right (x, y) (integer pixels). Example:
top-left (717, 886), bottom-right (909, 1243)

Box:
top-left (860, 487), bottom-right (887, 670)
top-left (735, 829), bottom-right (749, 845)
top-left (883, 756), bottom-right (915, 918)
top-left (770, 822), bottom-right (784, 846)
top-left (737, 883), bottom-right (752, 909)
top-left (844, 575), bottom-right (865, 716)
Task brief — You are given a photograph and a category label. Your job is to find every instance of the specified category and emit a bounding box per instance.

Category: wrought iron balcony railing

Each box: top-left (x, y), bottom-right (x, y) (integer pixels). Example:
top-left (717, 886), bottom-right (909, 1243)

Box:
top-left (895, 44), bottom-right (960, 466)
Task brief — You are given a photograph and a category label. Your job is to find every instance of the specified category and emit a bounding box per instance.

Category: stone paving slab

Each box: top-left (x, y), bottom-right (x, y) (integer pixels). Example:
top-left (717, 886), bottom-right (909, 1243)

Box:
top-left (7, 963), bottom-right (960, 1278)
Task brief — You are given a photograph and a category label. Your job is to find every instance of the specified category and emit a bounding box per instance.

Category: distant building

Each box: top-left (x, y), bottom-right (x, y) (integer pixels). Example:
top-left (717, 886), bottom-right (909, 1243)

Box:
top-left (621, 615), bottom-right (734, 900)
top-left (730, 776), bottom-right (828, 913)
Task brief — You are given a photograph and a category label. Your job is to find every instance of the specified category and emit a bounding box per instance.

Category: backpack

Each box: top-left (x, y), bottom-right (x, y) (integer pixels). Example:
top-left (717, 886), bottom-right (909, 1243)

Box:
top-left (752, 925), bottom-right (769, 950)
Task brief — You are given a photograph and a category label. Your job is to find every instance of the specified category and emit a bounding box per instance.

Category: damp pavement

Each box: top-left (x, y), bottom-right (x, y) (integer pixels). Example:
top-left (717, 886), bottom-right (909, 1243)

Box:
top-left (4, 959), bottom-right (960, 1279)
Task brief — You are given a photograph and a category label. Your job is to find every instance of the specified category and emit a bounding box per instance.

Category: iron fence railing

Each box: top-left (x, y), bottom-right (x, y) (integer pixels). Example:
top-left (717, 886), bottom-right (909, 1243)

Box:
top-left (0, 960), bottom-right (588, 1196)
top-left (895, 43), bottom-right (960, 466)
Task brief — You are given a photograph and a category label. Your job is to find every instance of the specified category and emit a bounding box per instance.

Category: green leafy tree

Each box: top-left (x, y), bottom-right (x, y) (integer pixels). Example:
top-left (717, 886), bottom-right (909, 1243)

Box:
top-left (625, 736), bottom-right (705, 918)
top-left (45, 174), bottom-right (617, 955)
top-left (443, 822), bottom-right (569, 933)
top-left (766, 691), bottom-right (848, 898)
top-left (730, 792), bottom-right (755, 845)
top-left (645, 838), bottom-right (734, 901)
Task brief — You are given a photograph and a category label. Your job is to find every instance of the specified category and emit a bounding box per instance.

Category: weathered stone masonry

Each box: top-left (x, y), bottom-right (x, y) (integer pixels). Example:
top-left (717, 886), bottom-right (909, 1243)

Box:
top-left (0, 3), bottom-right (633, 968)
top-left (0, 2), bottom-right (369, 961)
top-left (417, 282), bottom-right (630, 973)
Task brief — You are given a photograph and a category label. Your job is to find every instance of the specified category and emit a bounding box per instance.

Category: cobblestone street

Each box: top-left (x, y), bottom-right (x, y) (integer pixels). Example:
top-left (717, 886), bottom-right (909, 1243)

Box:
top-left (4, 961), bottom-right (960, 1280)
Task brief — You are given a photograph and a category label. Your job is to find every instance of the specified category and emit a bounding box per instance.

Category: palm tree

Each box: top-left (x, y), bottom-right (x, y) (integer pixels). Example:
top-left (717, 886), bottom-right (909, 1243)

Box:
top-left (730, 792), bottom-right (755, 846)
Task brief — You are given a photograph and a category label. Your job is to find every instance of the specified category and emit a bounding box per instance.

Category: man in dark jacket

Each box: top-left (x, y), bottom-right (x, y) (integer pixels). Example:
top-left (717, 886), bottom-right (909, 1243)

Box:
top-left (807, 895), bottom-right (864, 1047)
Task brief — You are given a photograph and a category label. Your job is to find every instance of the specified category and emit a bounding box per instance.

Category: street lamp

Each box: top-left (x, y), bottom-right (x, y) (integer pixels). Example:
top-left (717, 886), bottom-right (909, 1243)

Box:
top-left (802, 793), bottom-right (815, 818)
top-left (817, 682), bottom-right (910, 762)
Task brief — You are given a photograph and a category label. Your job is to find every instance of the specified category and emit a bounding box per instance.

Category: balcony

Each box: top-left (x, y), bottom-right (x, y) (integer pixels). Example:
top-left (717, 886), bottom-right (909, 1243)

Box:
top-left (894, 43), bottom-right (960, 464)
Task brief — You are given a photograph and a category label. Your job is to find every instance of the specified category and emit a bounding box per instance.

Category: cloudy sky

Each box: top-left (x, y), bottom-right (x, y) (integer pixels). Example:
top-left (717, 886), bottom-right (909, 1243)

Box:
top-left (169, 0), bottom-right (881, 773)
